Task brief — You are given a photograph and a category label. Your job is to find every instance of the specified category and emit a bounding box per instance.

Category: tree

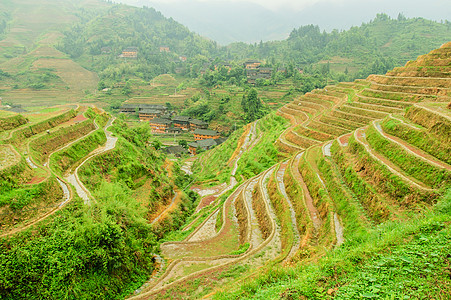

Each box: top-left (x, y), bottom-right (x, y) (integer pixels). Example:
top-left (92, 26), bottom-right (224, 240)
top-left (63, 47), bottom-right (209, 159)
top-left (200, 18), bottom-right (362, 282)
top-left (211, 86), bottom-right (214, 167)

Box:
top-left (151, 139), bottom-right (162, 150)
top-left (178, 139), bottom-right (188, 149)
top-left (241, 88), bottom-right (263, 123)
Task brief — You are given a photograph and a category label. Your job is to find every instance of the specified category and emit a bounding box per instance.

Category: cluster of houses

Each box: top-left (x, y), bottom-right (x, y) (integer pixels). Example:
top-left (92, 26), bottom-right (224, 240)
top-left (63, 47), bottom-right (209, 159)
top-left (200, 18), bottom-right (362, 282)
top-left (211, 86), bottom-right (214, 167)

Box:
top-left (120, 103), bottom-right (225, 155)
top-left (101, 46), bottom-right (187, 62)
top-left (243, 60), bottom-right (272, 84)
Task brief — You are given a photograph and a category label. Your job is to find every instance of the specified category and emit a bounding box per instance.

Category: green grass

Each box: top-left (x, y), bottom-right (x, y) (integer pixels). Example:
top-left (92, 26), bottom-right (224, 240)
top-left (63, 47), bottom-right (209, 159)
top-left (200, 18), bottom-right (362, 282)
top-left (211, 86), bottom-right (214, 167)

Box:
top-left (236, 113), bottom-right (288, 180)
top-left (213, 190), bottom-right (451, 299)
top-left (50, 128), bottom-right (106, 175)
top-left (365, 124), bottom-right (450, 189)
top-left (381, 117), bottom-right (451, 165)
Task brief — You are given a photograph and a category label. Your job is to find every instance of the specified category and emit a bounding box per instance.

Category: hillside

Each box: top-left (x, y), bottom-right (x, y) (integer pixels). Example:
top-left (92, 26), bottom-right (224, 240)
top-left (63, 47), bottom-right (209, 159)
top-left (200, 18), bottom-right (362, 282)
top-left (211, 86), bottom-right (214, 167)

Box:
top-left (0, 0), bottom-right (106, 108)
top-left (57, 4), bottom-right (220, 85)
top-left (0, 0), bottom-right (449, 299)
top-left (124, 42), bottom-right (451, 299)
top-left (0, 105), bottom-right (197, 298)
top-left (228, 14), bottom-right (451, 78)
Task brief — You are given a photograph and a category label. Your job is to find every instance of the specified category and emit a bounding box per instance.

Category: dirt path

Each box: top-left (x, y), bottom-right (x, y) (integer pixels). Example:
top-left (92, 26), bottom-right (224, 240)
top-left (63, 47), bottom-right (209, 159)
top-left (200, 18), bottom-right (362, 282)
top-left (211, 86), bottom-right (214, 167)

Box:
top-left (354, 128), bottom-right (434, 192)
top-left (244, 176), bottom-right (264, 248)
top-left (65, 117), bottom-right (117, 204)
top-left (0, 114), bottom-right (116, 237)
top-left (414, 102), bottom-right (451, 121)
top-left (389, 114), bottom-right (422, 130)
top-left (291, 152), bottom-right (322, 230)
top-left (130, 169), bottom-right (282, 300)
top-left (337, 133), bottom-right (352, 146)
top-left (374, 121), bottom-right (450, 170)
top-left (276, 161), bottom-right (301, 264)
top-left (334, 213), bottom-right (344, 246)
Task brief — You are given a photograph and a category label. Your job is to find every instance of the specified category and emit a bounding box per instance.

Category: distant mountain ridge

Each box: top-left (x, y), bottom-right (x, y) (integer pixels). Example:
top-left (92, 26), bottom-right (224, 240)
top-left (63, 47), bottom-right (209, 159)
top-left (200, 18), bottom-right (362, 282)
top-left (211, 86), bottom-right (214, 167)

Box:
top-left (115, 0), bottom-right (450, 45)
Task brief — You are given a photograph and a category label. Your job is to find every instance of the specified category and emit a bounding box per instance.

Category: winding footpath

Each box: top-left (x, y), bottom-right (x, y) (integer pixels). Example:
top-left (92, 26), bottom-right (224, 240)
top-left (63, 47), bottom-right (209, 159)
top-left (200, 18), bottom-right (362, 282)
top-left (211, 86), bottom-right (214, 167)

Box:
top-left (0, 115), bottom-right (117, 237)
top-left (65, 117), bottom-right (117, 204)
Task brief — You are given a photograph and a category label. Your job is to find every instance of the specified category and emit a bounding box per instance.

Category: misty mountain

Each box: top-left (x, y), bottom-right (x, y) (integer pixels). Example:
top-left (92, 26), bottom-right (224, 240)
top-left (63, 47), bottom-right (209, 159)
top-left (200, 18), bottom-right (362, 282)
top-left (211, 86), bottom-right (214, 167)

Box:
top-left (114, 0), bottom-right (450, 45)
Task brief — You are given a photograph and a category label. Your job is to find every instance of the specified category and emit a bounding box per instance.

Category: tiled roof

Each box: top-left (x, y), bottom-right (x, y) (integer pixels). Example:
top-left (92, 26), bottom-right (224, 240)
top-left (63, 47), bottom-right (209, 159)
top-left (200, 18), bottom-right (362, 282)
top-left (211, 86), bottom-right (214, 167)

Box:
top-left (193, 129), bottom-right (219, 136)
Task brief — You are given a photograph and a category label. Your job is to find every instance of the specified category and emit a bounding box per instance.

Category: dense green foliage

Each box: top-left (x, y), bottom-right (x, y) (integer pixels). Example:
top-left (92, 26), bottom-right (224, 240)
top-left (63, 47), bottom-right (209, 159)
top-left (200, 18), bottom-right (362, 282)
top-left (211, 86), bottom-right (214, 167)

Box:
top-left (237, 113), bottom-right (288, 179)
top-left (241, 88), bottom-right (266, 122)
top-left (6, 110), bottom-right (77, 144)
top-left (365, 124), bottom-right (450, 189)
top-left (0, 185), bottom-right (158, 300)
top-left (58, 5), bottom-right (219, 85)
top-left (0, 115), bottom-right (28, 132)
top-left (228, 14), bottom-right (451, 79)
top-left (50, 128), bottom-right (107, 174)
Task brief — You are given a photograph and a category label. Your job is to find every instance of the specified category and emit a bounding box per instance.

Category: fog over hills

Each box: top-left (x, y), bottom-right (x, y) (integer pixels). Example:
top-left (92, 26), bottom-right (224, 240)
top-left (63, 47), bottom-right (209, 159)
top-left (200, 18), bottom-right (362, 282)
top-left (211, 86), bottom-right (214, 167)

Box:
top-left (115, 0), bottom-right (450, 45)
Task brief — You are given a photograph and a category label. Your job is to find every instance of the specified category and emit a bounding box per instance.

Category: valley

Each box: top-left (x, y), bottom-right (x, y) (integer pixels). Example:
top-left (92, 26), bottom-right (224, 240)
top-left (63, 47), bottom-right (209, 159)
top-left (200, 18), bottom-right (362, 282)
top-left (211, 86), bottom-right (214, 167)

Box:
top-left (0, 0), bottom-right (450, 299)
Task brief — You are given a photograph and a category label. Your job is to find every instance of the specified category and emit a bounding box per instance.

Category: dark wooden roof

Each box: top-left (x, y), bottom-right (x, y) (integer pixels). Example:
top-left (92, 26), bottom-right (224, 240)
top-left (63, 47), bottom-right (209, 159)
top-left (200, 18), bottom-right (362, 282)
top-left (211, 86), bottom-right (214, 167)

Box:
top-left (193, 129), bottom-right (219, 136)
top-left (189, 119), bottom-right (207, 126)
top-left (173, 116), bottom-right (191, 122)
top-left (149, 118), bottom-right (171, 125)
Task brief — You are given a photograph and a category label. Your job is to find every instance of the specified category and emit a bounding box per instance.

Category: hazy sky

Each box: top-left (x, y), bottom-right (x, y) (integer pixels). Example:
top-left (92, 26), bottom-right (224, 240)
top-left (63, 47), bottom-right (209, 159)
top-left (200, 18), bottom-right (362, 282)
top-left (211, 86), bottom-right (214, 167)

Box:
top-left (143, 0), bottom-right (335, 10)
top-left (117, 0), bottom-right (451, 44)
top-left (136, 0), bottom-right (450, 12)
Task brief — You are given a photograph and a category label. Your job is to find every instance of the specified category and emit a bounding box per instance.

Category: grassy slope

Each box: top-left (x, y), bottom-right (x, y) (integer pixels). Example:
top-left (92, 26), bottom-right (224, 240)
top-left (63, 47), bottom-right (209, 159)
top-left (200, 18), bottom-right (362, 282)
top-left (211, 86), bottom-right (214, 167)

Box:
top-left (0, 0), bottom-right (103, 108)
top-left (214, 189), bottom-right (451, 300)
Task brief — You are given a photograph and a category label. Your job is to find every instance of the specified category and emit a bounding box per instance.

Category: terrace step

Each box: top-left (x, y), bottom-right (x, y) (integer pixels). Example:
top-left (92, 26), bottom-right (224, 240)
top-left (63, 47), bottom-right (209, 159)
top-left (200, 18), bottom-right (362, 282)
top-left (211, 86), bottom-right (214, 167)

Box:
top-left (274, 161), bottom-right (302, 264)
top-left (348, 100), bottom-right (406, 113)
top-left (374, 121), bottom-right (451, 171)
top-left (356, 94), bottom-right (414, 108)
top-left (354, 128), bottom-right (434, 192)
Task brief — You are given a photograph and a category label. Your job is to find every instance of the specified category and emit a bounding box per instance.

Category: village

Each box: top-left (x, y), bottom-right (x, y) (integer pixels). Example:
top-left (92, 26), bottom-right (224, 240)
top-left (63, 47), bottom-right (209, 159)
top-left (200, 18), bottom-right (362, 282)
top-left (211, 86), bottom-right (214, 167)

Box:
top-left (120, 103), bottom-right (226, 156)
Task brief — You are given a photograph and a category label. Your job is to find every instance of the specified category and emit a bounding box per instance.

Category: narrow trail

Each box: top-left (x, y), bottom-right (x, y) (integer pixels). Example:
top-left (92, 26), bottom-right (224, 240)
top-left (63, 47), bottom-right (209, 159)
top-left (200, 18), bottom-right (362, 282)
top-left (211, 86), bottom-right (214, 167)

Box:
top-left (276, 161), bottom-right (301, 264)
top-left (44, 118), bottom-right (100, 167)
top-left (65, 117), bottom-right (117, 204)
top-left (337, 133), bottom-right (352, 147)
top-left (191, 120), bottom-right (262, 215)
top-left (354, 128), bottom-right (434, 192)
top-left (244, 176), bottom-right (264, 248)
top-left (1, 104), bottom-right (78, 140)
top-left (389, 114), bottom-right (422, 130)
top-left (0, 153), bottom-right (72, 238)
top-left (130, 168), bottom-right (282, 300)
top-left (291, 152), bottom-right (322, 230)
top-left (334, 213), bottom-right (344, 246)
top-left (323, 144), bottom-right (373, 227)
top-left (374, 121), bottom-right (451, 170)
top-left (414, 102), bottom-right (451, 121)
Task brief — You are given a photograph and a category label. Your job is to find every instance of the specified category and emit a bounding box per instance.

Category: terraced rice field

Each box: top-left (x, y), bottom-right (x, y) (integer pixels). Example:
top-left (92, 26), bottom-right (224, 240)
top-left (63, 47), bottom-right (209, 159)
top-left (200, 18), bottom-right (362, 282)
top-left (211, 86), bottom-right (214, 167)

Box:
top-left (0, 105), bottom-right (111, 235)
top-left (127, 42), bottom-right (451, 299)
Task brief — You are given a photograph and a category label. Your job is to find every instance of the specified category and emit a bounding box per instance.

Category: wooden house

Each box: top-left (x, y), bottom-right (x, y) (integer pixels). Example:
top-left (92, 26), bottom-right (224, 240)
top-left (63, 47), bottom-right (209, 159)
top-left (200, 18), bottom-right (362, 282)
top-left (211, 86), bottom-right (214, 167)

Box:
top-left (188, 139), bottom-right (217, 155)
top-left (244, 60), bottom-right (261, 69)
top-left (189, 119), bottom-right (208, 131)
top-left (122, 47), bottom-right (138, 58)
top-left (160, 46), bottom-right (170, 53)
top-left (188, 137), bottom-right (226, 155)
top-left (139, 109), bottom-right (162, 121)
top-left (101, 47), bottom-right (111, 54)
top-left (172, 116), bottom-right (191, 130)
top-left (149, 118), bottom-right (172, 134)
top-left (193, 129), bottom-right (220, 141)
top-left (164, 145), bottom-right (188, 157)
top-left (259, 67), bottom-right (273, 78)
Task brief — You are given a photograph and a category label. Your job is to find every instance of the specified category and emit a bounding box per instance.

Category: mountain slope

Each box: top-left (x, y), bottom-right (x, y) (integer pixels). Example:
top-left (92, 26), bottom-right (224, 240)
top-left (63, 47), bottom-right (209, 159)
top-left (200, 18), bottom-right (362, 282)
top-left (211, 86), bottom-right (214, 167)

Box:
top-left (128, 42), bottom-right (451, 300)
